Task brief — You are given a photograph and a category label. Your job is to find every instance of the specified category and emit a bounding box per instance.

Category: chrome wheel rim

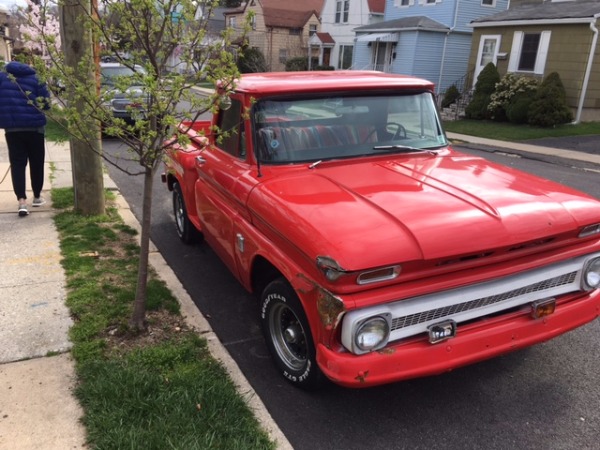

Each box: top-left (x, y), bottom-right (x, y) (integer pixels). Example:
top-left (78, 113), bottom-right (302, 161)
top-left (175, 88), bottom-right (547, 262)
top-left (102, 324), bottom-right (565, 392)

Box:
top-left (269, 302), bottom-right (307, 371)
top-left (174, 191), bottom-right (185, 235)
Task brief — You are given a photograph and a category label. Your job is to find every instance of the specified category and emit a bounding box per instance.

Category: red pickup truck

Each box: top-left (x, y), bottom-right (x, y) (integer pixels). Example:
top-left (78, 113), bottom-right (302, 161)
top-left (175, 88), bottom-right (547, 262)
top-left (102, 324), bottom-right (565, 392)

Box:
top-left (162, 71), bottom-right (600, 389)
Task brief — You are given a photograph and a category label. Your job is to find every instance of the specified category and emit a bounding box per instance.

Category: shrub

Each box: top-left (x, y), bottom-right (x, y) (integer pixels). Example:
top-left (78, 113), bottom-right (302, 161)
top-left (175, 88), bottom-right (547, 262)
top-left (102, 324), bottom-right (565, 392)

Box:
top-left (488, 73), bottom-right (539, 122)
top-left (465, 62), bottom-right (500, 120)
top-left (441, 85), bottom-right (460, 108)
top-left (528, 72), bottom-right (573, 127)
top-left (237, 47), bottom-right (267, 73)
top-left (315, 65), bottom-right (335, 71)
top-left (506, 92), bottom-right (535, 124)
top-left (285, 57), bottom-right (308, 72)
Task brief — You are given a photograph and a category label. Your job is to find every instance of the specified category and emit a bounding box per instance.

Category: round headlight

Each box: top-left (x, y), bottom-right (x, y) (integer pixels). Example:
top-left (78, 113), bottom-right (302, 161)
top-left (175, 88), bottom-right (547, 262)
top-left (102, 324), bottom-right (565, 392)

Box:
top-left (583, 257), bottom-right (600, 290)
top-left (355, 316), bottom-right (389, 352)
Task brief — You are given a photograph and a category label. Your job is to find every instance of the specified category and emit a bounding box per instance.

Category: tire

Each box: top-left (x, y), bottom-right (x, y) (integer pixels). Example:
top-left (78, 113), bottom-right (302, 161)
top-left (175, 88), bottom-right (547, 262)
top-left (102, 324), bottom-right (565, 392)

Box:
top-left (172, 182), bottom-right (199, 244)
top-left (260, 278), bottom-right (324, 390)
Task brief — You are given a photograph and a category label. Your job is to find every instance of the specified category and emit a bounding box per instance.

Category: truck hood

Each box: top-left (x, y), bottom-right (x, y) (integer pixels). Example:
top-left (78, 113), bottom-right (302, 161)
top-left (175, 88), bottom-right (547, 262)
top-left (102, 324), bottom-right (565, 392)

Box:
top-left (248, 153), bottom-right (600, 270)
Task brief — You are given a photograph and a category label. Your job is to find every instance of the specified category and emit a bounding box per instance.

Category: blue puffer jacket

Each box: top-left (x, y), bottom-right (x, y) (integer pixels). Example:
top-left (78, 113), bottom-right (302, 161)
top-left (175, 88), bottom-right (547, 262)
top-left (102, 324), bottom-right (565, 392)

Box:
top-left (0, 62), bottom-right (50, 129)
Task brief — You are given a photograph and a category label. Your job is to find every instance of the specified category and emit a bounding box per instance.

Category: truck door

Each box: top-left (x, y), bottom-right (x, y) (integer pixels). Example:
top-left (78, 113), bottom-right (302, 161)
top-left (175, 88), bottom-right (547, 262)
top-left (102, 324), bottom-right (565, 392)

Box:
top-left (193, 96), bottom-right (254, 277)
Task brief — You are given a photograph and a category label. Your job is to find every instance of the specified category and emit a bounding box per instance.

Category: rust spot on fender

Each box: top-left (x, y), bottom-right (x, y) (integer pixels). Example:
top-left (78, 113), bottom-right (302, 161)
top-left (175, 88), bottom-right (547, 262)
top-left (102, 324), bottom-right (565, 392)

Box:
top-left (295, 274), bottom-right (346, 328)
top-left (377, 348), bottom-right (396, 355)
top-left (316, 289), bottom-right (345, 328)
top-left (355, 370), bottom-right (369, 383)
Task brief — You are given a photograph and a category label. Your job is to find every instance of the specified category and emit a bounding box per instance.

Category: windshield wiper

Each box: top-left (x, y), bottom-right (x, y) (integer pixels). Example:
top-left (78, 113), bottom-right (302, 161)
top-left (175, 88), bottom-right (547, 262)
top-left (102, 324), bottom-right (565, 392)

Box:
top-left (373, 145), bottom-right (438, 155)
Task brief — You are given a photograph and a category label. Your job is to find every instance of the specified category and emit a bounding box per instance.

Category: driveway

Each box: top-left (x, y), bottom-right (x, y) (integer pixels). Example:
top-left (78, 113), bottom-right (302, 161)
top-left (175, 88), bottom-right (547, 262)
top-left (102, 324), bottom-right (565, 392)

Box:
top-left (525, 135), bottom-right (600, 155)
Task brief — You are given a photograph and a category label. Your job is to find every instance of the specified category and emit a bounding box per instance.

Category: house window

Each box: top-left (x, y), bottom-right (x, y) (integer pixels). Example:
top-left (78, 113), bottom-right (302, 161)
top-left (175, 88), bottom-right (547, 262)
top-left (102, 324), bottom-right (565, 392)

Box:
top-left (338, 45), bottom-right (353, 69)
top-left (335, 0), bottom-right (350, 23)
top-left (395, 0), bottom-right (414, 5)
top-left (309, 24), bottom-right (317, 36)
top-left (518, 33), bottom-right (541, 71)
top-left (228, 16), bottom-right (236, 28)
top-left (279, 49), bottom-right (288, 63)
top-left (250, 15), bottom-right (256, 30)
top-left (481, 0), bottom-right (495, 6)
top-left (508, 30), bottom-right (551, 75)
top-left (289, 28), bottom-right (302, 36)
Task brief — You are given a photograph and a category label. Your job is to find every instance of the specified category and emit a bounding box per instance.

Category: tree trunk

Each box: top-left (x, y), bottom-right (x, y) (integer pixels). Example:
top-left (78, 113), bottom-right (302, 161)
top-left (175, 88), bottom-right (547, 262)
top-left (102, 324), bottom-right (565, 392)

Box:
top-left (60, 0), bottom-right (105, 215)
top-left (129, 166), bottom-right (155, 330)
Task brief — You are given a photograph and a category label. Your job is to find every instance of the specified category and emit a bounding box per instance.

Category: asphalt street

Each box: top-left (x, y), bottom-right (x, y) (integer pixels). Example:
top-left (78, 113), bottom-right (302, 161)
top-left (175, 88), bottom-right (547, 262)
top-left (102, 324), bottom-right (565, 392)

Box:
top-left (103, 136), bottom-right (600, 450)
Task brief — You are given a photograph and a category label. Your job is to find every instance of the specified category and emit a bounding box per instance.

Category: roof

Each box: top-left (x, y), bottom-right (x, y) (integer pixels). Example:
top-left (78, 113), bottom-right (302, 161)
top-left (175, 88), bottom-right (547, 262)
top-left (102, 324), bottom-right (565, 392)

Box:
top-left (263, 8), bottom-right (316, 28)
top-left (259, 0), bottom-right (324, 14)
top-left (224, 0), bottom-right (324, 28)
top-left (230, 71), bottom-right (434, 96)
top-left (262, 0), bottom-right (323, 28)
top-left (315, 32), bottom-right (335, 44)
top-left (355, 16), bottom-right (449, 32)
top-left (368, 0), bottom-right (385, 14)
top-left (471, 0), bottom-right (600, 25)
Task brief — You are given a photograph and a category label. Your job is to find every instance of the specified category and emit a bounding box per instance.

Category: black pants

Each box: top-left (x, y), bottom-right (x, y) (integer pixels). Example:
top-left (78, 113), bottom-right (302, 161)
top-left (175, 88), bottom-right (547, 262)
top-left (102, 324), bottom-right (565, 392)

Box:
top-left (6, 131), bottom-right (46, 200)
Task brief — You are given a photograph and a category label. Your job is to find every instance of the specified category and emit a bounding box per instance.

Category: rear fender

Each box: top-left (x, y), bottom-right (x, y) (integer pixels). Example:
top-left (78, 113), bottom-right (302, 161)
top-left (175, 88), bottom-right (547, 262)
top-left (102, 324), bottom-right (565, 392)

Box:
top-left (164, 143), bottom-right (205, 231)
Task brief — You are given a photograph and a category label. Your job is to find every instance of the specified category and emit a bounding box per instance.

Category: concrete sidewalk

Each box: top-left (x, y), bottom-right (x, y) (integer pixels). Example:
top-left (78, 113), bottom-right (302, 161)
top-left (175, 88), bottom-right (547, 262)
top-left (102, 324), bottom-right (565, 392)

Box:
top-left (0, 135), bottom-right (86, 449)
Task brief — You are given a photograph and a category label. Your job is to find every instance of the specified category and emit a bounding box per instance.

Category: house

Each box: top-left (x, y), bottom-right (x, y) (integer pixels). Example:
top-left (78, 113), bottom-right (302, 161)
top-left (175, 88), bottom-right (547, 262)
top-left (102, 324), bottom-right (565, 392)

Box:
top-left (167, 5), bottom-right (233, 73)
top-left (352, 0), bottom-right (509, 94)
top-left (224, 0), bottom-right (324, 72)
top-left (468, 0), bottom-right (600, 122)
top-left (0, 4), bottom-right (12, 63)
top-left (309, 0), bottom-right (385, 69)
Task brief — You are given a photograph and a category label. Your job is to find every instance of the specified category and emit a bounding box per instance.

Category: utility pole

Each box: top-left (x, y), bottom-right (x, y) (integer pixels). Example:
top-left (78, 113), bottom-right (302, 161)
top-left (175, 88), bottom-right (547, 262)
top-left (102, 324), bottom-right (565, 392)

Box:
top-left (60, 0), bottom-right (105, 215)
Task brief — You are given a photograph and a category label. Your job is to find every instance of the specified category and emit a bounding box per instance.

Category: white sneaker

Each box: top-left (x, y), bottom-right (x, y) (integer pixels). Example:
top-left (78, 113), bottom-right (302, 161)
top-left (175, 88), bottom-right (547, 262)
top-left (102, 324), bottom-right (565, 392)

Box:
top-left (18, 202), bottom-right (29, 217)
top-left (32, 197), bottom-right (46, 207)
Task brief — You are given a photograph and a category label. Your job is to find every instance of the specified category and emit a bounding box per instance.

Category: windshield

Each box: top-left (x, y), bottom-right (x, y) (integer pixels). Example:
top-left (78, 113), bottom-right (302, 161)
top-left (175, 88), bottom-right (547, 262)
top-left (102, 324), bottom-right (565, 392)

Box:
top-left (100, 65), bottom-right (145, 87)
top-left (253, 92), bottom-right (447, 164)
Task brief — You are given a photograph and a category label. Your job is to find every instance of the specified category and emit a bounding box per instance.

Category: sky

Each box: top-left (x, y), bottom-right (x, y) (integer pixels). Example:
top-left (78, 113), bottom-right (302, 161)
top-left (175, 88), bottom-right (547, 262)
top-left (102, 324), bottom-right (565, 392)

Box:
top-left (0, 0), bottom-right (27, 11)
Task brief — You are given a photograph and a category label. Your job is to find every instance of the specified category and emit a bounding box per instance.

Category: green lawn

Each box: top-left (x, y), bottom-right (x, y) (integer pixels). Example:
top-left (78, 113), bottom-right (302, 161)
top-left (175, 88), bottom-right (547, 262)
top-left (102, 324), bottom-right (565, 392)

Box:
top-left (443, 119), bottom-right (600, 141)
top-left (51, 188), bottom-right (275, 450)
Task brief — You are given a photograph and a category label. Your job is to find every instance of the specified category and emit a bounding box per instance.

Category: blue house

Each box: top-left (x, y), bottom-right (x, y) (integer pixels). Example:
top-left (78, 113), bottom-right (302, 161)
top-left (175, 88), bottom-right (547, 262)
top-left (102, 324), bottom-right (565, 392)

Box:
top-left (353, 0), bottom-right (508, 94)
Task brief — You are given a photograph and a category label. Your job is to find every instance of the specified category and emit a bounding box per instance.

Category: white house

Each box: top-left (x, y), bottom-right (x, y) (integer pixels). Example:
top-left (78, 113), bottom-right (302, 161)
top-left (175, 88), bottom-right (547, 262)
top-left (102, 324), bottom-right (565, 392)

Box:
top-left (310, 0), bottom-right (385, 69)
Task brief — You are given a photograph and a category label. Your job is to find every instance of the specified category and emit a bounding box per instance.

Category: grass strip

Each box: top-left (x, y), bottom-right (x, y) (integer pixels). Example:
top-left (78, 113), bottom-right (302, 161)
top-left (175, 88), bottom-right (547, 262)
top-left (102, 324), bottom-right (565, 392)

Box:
top-left (52, 187), bottom-right (275, 450)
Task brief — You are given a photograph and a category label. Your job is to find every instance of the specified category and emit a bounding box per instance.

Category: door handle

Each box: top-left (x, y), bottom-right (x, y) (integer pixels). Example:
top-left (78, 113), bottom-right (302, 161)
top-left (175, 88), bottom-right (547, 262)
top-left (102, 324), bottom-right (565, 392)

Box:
top-left (195, 156), bottom-right (206, 165)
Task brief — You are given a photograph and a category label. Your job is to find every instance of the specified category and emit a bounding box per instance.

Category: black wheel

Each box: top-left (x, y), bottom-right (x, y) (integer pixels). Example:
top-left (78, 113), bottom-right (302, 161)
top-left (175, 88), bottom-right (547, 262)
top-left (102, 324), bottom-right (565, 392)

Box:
top-left (172, 182), bottom-right (199, 244)
top-left (260, 278), bottom-right (324, 390)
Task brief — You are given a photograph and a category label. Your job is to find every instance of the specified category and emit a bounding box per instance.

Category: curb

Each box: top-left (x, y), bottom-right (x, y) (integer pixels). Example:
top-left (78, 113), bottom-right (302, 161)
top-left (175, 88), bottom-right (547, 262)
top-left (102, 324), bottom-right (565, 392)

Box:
top-left (113, 195), bottom-right (294, 450)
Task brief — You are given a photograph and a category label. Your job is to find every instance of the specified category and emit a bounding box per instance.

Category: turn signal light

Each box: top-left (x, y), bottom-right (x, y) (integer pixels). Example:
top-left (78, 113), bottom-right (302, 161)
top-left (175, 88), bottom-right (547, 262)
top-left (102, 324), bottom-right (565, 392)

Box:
top-left (531, 298), bottom-right (556, 319)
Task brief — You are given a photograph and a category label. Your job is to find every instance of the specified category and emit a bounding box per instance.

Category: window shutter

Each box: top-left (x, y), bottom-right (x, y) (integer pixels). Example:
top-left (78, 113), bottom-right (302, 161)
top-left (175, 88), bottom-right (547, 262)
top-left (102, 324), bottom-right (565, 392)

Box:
top-left (508, 31), bottom-right (523, 72)
top-left (534, 31), bottom-right (551, 75)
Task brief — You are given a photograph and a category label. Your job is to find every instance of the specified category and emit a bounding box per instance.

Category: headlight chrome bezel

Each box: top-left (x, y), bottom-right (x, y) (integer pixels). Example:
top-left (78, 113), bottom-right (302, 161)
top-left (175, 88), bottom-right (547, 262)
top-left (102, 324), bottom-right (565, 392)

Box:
top-left (353, 314), bottom-right (391, 354)
top-left (582, 257), bottom-right (600, 291)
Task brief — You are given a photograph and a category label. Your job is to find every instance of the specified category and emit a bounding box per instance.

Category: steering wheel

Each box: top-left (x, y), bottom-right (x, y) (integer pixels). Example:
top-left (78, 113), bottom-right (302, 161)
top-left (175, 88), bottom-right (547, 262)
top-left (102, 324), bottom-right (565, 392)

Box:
top-left (386, 122), bottom-right (407, 140)
top-left (362, 122), bottom-right (407, 143)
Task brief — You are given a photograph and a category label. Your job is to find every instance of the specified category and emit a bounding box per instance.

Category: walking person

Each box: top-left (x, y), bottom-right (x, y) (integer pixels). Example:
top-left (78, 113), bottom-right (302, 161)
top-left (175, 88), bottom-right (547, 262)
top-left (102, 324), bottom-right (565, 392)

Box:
top-left (0, 60), bottom-right (51, 217)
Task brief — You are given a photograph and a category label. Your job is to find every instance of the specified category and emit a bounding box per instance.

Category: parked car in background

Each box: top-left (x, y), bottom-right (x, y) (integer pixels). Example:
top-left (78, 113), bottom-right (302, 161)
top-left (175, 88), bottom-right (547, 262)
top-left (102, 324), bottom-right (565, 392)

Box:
top-left (162, 71), bottom-right (600, 390)
top-left (100, 62), bottom-right (147, 123)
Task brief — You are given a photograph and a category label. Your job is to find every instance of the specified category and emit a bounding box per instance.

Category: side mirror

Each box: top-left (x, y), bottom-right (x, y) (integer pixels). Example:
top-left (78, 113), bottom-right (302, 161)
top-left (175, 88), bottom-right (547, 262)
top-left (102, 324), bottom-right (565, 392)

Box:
top-left (219, 95), bottom-right (232, 111)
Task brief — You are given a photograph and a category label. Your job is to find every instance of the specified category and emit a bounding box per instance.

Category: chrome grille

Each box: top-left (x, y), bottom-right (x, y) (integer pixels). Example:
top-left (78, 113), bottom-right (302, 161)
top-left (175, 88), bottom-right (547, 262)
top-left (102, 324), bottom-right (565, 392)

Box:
top-left (391, 271), bottom-right (578, 331)
top-left (341, 253), bottom-right (600, 354)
